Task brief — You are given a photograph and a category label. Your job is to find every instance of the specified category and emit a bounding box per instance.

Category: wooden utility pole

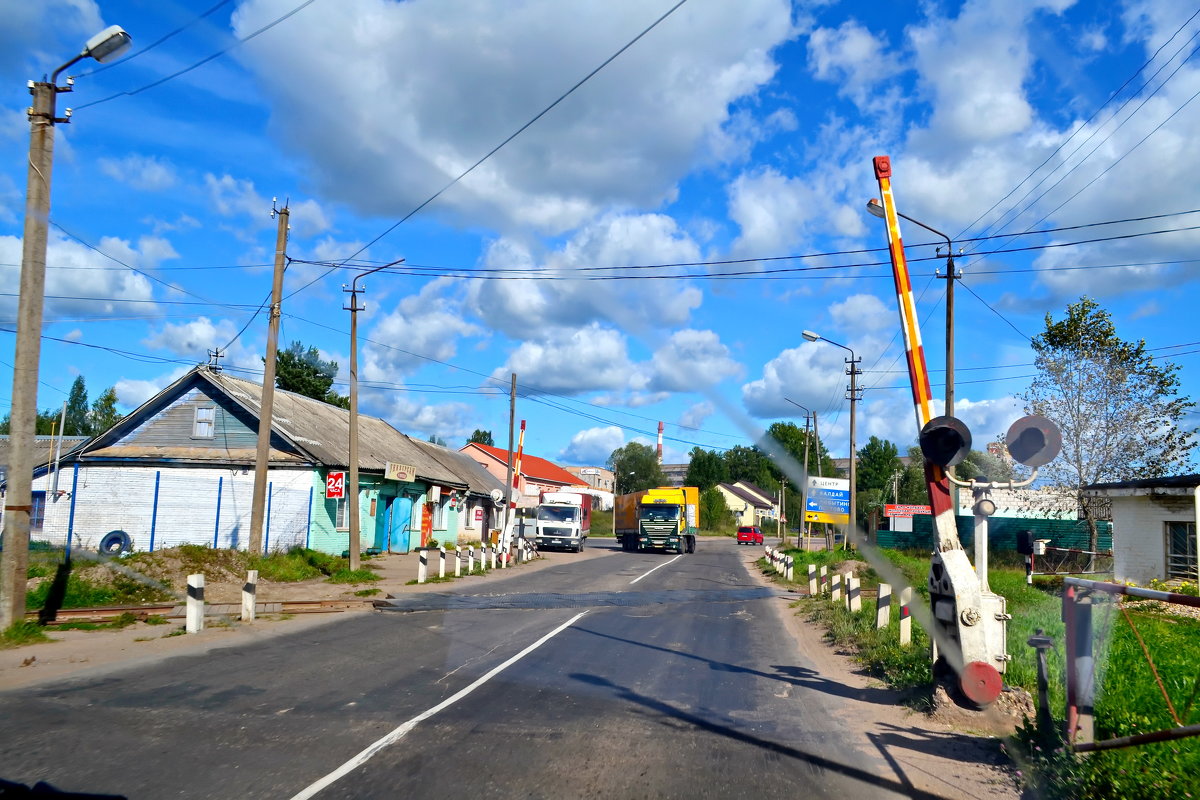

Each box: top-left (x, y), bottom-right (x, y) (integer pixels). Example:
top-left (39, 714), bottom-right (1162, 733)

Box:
top-left (248, 204), bottom-right (288, 557)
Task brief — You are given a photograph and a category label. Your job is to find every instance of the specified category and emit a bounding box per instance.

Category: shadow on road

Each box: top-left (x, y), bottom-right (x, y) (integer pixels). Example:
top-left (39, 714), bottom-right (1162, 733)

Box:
top-left (570, 672), bottom-right (959, 800)
top-left (573, 625), bottom-right (899, 707)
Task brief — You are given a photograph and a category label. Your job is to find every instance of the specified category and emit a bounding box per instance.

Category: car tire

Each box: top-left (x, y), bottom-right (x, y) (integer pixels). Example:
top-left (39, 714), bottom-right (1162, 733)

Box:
top-left (99, 530), bottom-right (132, 555)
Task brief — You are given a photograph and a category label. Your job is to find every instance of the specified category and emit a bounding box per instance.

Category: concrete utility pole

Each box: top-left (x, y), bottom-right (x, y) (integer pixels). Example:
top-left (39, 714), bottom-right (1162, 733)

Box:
top-left (344, 260), bottom-right (401, 572)
top-left (784, 398), bottom-right (812, 544)
top-left (502, 373), bottom-right (516, 546)
top-left (248, 204), bottom-right (289, 557)
top-left (0, 25), bottom-right (131, 630)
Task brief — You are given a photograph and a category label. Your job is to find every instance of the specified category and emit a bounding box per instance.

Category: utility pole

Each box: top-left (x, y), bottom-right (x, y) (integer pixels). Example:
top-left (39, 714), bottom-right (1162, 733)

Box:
top-left (344, 260), bottom-right (401, 572)
top-left (502, 373), bottom-right (516, 548)
top-left (847, 352), bottom-right (861, 546)
top-left (248, 203), bottom-right (288, 557)
top-left (0, 25), bottom-right (132, 630)
top-left (784, 398), bottom-right (812, 546)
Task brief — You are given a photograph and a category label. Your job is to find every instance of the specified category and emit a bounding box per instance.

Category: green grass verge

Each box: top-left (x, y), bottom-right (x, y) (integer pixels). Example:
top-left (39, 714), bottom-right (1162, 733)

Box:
top-left (1, 621), bottom-right (52, 649)
top-left (792, 549), bottom-right (1200, 800)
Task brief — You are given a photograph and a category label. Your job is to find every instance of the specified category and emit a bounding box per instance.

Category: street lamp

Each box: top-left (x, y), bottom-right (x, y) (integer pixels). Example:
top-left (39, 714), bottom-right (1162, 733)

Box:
top-left (343, 259), bottom-right (403, 571)
top-left (0, 25), bottom-right (133, 630)
top-left (801, 331), bottom-right (860, 546)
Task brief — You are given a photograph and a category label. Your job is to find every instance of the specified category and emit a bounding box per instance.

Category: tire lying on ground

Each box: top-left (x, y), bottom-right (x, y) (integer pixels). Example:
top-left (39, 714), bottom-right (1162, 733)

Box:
top-left (99, 529), bottom-right (132, 555)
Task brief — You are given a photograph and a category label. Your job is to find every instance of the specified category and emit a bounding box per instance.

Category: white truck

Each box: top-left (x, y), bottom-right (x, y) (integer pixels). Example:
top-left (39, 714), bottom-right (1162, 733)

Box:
top-left (533, 491), bottom-right (592, 552)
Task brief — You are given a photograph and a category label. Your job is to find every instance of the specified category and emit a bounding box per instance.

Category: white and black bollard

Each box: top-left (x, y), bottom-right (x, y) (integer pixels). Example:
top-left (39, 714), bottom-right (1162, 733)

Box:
top-left (785, 555), bottom-right (794, 581)
top-left (186, 573), bottom-right (205, 633)
top-left (830, 573), bottom-right (842, 602)
top-left (418, 549), bottom-right (428, 584)
top-left (241, 569), bottom-right (258, 623)
top-left (468, 545), bottom-right (475, 574)
top-left (438, 546), bottom-right (446, 579)
top-left (848, 575), bottom-right (861, 612)
top-left (454, 546), bottom-right (462, 577)
top-left (489, 544), bottom-right (496, 570)
top-left (808, 564), bottom-right (818, 595)
top-left (876, 582), bottom-right (892, 630)
top-left (819, 565), bottom-right (828, 595)
top-left (899, 586), bottom-right (912, 646)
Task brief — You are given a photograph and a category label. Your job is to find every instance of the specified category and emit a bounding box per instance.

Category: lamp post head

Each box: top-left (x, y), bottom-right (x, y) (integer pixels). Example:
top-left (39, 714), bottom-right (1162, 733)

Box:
top-left (865, 198), bottom-right (885, 219)
top-left (801, 330), bottom-right (821, 343)
top-left (83, 25), bottom-right (132, 64)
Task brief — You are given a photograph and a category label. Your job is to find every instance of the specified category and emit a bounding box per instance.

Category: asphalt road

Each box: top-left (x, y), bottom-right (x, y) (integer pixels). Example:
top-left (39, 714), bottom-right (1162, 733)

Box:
top-left (0, 538), bottom-right (932, 799)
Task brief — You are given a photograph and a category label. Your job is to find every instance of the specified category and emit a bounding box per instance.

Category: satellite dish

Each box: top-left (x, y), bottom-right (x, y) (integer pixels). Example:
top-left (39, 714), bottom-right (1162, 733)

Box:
top-left (1006, 415), bottom-right (1062, 467)
top-left (490, 488), bottom-right (504, 505)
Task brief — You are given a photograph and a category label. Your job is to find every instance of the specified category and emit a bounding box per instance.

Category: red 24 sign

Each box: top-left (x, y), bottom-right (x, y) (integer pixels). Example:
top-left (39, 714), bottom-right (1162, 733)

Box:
top-left (326, 471), bottom-right (346, 499)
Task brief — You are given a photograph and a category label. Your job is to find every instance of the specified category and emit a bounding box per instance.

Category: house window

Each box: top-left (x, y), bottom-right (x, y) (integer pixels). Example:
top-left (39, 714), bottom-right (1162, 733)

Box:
top-left (31, 491), bottom-right (46, 532)
top-left (334, 497), bottom-right (348, 530)
top-left (1166, 521), bottom-right (1197, 580)
top-left (433, 498), bottom-right (447, 530)
top-left (193, 406), bottom-right (215, 438)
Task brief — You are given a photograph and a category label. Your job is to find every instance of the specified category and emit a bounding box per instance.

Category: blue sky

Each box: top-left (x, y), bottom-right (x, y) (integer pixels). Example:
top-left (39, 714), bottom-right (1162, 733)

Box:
top-left (1, 0), bottom-right (1198, 469)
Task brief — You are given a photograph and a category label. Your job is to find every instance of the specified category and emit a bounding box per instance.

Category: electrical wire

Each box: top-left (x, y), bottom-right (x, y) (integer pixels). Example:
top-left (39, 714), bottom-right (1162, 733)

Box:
top-left (72, 0), bottom-right (323, 111)
top-left (282, 0), bottom-right (693, 301)
top-left (73, 1), bottom-right (235, 78)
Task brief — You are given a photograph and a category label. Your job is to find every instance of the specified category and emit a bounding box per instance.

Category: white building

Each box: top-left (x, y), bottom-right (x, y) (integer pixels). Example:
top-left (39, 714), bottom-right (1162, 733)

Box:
top-left (1084, 474), bottom-right (1200, 585)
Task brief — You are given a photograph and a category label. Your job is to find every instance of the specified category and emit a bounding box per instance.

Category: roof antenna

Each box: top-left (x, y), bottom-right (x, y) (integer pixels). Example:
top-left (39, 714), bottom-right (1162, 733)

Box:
top-left (206, 348), bottom-right (225, 372)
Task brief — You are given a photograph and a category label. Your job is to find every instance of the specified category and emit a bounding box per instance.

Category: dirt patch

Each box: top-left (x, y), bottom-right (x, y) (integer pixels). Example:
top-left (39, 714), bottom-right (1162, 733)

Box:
top-left (929, 683), bottom-right (1035, 737)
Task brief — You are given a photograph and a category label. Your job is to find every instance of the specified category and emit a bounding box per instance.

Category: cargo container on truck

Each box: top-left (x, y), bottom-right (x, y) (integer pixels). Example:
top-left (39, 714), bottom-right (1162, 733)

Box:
top-left (533, 491), bottom-right (592, 552)
top-left (614, 487), bottom-right (698, 553)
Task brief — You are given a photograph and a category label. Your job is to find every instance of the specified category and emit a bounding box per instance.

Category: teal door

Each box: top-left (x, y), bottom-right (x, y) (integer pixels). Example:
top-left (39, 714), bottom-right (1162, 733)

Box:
top-left (389, 495), bottom-right (412, 553)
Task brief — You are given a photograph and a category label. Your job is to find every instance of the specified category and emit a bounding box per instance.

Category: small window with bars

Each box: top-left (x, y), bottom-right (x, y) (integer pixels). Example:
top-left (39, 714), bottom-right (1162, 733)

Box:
top-left (1166, 521), bottom-right (1197, 581)
top-left (193, 406), bottom-right (215, 438)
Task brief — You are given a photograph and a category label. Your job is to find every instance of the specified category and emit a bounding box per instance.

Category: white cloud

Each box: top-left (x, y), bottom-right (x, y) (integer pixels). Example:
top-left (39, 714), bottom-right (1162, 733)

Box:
top-left (829, 293), bottom-right (892, 332)
top-left (468, 213), bottom-right (704, 341)
top-left (0, 233), bottom-right (158, 323)
top-left (559, 425), bottom-right (625, 464)
top-left (361, 279), bottom-right (481, 380)
top-left (741, 342), bottom-right (846, 418)
top-left (231, 0), bottom-right (797, 233)
top-left (98, 154), bottom-right (178, 191)
top-left (366, 392), bottom-right (474, 442)
top-left (807, 19), bottom-right (902, 108)
top-left (115, 367), bottom-right (190, 409)
top-left (144, 317), bottom-right (241, 359)
top-left (680, 401), bottom-right (714, 431)
top-left (646, 329), bottom-right (742, 391)
top-left (727, 167), bottom-right (819, 256)
top-left (491, 324), bottom-right (633, 394)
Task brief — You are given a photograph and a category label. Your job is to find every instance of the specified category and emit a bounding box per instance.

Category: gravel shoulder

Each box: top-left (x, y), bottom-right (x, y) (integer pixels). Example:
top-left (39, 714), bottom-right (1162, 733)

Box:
top-left (737, 545), bottom-right (1020, 800)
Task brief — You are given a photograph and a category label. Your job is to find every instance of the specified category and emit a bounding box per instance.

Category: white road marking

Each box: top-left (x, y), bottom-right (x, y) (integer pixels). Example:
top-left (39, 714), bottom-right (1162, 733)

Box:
top-left (629, 553), bottom-right (684, 585)
top-left (289, 611), bottom-right (589, 800)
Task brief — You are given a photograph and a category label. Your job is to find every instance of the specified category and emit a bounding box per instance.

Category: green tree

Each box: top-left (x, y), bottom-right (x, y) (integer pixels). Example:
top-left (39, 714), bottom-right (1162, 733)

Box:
top-left (855, 436), bottom-right (901, 495)
top-left (723, 444), bottom-right (774, 488)
top-left (1025, 296), bottom-right (1197, 551)
top-left (0, 409), bottom-right (61, 435)
top-left (272, 341), bottom-right (349, 408)
top-left (685, 446), bottom-right (728, 491)
top-left (467, 429), bottom-right (494, 447)
top-left (897, 446), bottom-right (928, 505)
top-left (89, 387), bottom-right (123, 435)
top-left (64, 376), bottom-right (89, 436)
top-left (607, 442), bottom-right (665, 494)
top-left (760, 420), bottom-right (837, 484)
top-left (699, 486), bottom-right (734, 531)
top-left (956, 448), bottom-right (1013, 483)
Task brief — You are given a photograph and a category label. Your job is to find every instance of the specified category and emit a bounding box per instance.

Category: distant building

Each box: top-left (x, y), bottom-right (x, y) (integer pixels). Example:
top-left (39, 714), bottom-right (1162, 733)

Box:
top-left (461, 443), bottom-right (585, 508)
top-left (564, 466), bottom-right (614, 493)
top-left (1084, 474), bottom-right (1199, 585)
top-left (661, 463), bottom-right (688, 487)
top-left (715, 482), bottom-right (773, 527)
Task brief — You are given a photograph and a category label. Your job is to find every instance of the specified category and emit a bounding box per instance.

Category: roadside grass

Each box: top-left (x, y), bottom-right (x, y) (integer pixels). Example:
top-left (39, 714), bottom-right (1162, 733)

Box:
top-left (1, 621), bottom-right (51, 648)
top-left (353, 588), bottom-right (381, 597)
top-left (327, 568), bottom-right (381, 584)
top-left (778, 546), bottom-right (1200, 800)
top-left (52, 611), bottom-right (141, 632)
top-left (25, 568), bottom-right (173, 610)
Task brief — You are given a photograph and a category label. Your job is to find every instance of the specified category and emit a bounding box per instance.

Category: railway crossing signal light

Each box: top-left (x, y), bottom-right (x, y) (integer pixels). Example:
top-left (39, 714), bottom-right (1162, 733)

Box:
top-left (919, 415), bottom-right (972, 467)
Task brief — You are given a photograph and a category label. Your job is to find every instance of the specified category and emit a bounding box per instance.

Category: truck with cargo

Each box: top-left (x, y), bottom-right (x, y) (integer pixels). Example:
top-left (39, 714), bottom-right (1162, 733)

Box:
top-left (532, 491), bottom-right (592, 552)
top-left (615, 487), bottom-right (698, 553)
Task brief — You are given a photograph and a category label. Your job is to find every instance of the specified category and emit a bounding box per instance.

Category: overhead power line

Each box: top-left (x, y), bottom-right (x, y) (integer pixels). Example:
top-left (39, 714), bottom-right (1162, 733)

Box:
top-left (282, 0), bottom-right (694, 301)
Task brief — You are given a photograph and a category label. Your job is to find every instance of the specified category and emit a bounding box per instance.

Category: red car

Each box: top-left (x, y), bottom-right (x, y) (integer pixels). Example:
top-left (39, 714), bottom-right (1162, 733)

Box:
top-left (736, 526), bottom-right (764, 545)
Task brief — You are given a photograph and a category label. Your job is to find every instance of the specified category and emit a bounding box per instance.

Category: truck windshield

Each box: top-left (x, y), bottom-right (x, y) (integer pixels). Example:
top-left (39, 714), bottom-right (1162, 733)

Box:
top-left (639, 505), bottom-right (679, 522)
top-left (537, 506), bottom-right (578, 523)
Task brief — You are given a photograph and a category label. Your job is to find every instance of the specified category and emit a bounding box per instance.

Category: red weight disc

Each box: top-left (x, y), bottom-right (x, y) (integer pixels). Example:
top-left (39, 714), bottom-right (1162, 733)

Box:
top-left (960, 661), bottom-right (1003, 707)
